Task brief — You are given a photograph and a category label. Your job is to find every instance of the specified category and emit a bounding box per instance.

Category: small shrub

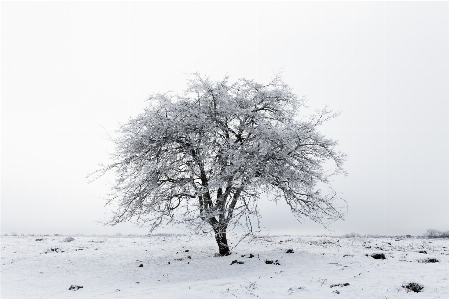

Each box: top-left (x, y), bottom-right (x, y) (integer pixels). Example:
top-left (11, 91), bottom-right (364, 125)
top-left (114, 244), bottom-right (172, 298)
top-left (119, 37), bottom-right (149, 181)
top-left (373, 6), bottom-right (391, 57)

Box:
top-left (371, 253), bottom-right (386, 259)
top-left (330, 283), bottom-right (350, 288)
top-left (344, 232), bottom-right (361, 238)
top-left (419, 258), bottom-right (439, 263)
top-left (44, 247), bottom-right (63, 253)
top-left (402, 282), bottom-right (424, 293)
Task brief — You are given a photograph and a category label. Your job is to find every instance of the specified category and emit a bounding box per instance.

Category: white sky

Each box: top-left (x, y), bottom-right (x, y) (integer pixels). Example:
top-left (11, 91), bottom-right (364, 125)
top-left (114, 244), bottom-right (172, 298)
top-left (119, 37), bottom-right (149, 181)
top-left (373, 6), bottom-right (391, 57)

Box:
top-left (2, 1), bottom-right (448, 236)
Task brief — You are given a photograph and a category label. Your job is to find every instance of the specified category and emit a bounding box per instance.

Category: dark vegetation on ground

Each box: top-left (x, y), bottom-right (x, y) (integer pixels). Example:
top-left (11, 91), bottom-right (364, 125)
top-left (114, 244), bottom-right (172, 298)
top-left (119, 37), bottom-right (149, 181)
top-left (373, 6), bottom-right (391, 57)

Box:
top-left (68, 285), bottom-right (83, 291)
top-left (330, 283), bottom-right (350, 288)
top-left (343, 229), bottom-right (449, 239)
top-left (402, 282), bottom-right (424, 293)
top-left (419, 258), bottom-right (439, 263)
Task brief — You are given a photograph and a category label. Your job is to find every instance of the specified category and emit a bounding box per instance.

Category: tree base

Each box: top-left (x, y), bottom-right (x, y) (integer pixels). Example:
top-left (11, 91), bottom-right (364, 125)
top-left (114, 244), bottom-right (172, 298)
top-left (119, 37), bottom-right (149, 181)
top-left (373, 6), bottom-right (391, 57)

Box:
top-left (214, 251), bottom-right (232, 257)
top-left (215, 230), bottom-right (231, 256)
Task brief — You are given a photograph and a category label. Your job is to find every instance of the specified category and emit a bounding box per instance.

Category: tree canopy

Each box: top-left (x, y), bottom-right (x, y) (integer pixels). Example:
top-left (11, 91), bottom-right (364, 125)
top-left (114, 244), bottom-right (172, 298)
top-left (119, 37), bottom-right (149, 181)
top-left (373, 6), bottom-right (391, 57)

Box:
top-left (96, 74), bottom-right (346, 255)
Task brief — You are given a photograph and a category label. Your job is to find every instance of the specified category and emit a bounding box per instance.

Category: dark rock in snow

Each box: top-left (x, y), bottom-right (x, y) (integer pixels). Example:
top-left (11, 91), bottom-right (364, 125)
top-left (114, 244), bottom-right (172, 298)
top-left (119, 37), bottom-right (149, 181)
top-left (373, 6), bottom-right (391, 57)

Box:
top-left (68, 285), bottom-right (83, 291)
top-left (418, 250), bottom-right (427, 254)
top-left (286, 249), bottom-right (294, 253)
top-left (138, 264), bottom-right (143, 267)
top-left (265, 259), bottom-right (280, 265)
top-left (35, 239), bottom-right (43, 241)
top-left (230, 260), bottom-right (244, 265)
top-left (371, 253), bottom-right (386, 259)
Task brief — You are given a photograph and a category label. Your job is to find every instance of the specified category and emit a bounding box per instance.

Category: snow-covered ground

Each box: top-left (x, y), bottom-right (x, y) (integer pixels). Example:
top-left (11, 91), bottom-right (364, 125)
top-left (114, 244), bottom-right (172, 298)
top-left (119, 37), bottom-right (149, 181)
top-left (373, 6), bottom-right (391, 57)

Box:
top-left (1, 234), bottom-right (448, 298)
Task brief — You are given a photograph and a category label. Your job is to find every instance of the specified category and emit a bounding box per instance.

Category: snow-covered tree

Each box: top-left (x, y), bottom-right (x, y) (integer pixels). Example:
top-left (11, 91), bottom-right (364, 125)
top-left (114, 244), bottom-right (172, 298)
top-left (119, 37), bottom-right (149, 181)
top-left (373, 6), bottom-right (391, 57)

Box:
top-left (95, 74), bottom-right (346, 256)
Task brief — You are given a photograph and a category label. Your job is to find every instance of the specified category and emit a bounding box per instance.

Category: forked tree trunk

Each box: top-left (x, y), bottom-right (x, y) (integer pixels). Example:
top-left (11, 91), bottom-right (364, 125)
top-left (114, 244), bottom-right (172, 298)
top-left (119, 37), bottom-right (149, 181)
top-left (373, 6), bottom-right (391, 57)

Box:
top-left (214, 229), bottom-right (231, 256)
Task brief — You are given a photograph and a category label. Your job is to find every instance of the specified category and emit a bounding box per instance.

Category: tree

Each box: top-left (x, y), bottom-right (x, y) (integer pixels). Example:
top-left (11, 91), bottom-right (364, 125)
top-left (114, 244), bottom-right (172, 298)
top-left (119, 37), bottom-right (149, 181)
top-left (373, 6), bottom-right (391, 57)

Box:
top-left (95, 74), bottom-right (346, 256)
top-left (425, 229), bottom-right (449, 238)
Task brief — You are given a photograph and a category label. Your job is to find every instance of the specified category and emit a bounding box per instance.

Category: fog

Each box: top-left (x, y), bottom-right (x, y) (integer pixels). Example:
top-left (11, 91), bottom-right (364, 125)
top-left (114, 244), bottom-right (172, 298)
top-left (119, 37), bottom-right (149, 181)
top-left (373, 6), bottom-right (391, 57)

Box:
top-left (2, 2), bottom-right (448, 236)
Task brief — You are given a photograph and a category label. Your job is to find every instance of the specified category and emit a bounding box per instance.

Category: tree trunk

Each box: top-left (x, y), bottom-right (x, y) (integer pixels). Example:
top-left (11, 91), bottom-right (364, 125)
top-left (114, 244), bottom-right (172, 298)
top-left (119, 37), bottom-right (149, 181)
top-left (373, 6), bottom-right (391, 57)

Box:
top-left (214, 229), bottom-right (231, 256)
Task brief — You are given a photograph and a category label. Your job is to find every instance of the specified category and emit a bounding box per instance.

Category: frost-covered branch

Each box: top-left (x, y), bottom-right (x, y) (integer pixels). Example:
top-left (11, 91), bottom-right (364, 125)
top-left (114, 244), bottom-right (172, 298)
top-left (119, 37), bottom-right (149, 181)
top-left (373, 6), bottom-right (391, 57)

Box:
top-left (93, 74), bottom-right (347, 255)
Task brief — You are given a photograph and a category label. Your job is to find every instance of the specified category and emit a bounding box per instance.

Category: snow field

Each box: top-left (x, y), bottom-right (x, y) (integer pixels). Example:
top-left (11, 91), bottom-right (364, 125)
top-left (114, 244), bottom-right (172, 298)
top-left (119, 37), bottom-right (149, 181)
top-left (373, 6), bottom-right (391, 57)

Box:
top-left (1, 235), bottom-right (448, 298)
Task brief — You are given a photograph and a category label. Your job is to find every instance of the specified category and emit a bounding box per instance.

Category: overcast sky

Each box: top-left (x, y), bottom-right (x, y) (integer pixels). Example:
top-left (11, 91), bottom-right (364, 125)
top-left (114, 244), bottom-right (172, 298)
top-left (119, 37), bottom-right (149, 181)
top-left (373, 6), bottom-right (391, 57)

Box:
top-left (2, 1), bottom-right (448, 236)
